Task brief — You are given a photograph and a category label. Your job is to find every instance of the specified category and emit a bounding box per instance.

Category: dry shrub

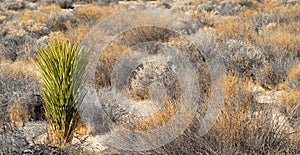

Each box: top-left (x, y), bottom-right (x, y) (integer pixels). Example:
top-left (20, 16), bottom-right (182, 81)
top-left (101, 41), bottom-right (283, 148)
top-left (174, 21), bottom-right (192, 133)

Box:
top-left (20, 5), bottom-right (61, 24)
top-left (75, 5), bottom-right (121, 24)
top-left (95, 43), bottom-right (128, 89)
top-left (132, 74), bottom-right (298, 154)
top-left (20, 10), bottom-right (48, 24)
top-left (254, 0), bottom-right (282, 14)
top-left (268, 3), bottom-right (300, 23)
top-left (210, 74), bottom-right (299, 154)
top-left (213, 16), bottom-right (252, 41)
top-left (61, 5), bottom-right (123, 45)
top-left (276, 74), bottom-right (300, 129)
top-left (20, 4), bottom-right (72, 32)
top-left (191, 8), bottom-right (217, 27)
top-left (40, 4), bottom-right (69, 31)
top-left (278, 63), bottom-right (300, 90)
top-left (214, 1), bottom-right (300, 55)
top-left (255, 23), bottom-right (300, 54)
top-left (48, 31), bottom-right (67, 42)
top-left (65, 24), bottom-right (92, 44)
top-left (0, 59), bottom-right (38, 80)
top-left (278, 91), bottom-right (300, 113)
top-left (276, 90), bottom-right (300, 144)
top-left (74, 119), bottom-right (89, 136)
top-left (40, 4), bottom-right (61, 14)
top-left (9, 100), bottom-right (27, 127)
top-left (119, 97), bottom-right (178, 131)
top-left (288, 64), bottom-right (300, 83)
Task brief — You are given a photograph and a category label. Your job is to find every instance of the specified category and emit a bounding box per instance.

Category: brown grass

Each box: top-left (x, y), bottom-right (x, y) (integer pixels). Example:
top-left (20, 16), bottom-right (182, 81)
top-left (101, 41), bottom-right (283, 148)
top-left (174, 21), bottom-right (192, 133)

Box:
top-left (65, 24), bottom-right (92, 44)
top-left (255, 23), bottom-right (300, 54)
top-left (48, 31), bottom-right (67, 42)
top-left (20, 5), bottom-right (61, 24)
top-left (95, 43), bottom-right (128, 88)
top-left (127, 97), bottom-right (179, 131)
top-left (212, 1), bottom-right (300, 54)
top-left (214, 16), bottom-right (253, 41)
top-left (211, 74), bottom-right (299, 154)
top-left (75, 120), bottom-right (89, 136)
top-left (277, 63), bottom-right (300, 90)
top-left (9, 100), bottom-right (27, 127)
top-left (0, 59), bottom-right (38, 80)
top-left (20, 10), bottom-right (48, 24)
top-left (76, 5), bottom-right (121, 23)
top-left (287, 63), bottom-right (300, 82)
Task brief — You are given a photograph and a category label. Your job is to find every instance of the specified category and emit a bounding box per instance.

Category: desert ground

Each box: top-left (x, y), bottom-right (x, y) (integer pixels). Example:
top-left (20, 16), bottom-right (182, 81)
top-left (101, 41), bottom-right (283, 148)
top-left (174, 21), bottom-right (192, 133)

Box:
top-left (0, 0), bottom-right (300, 154)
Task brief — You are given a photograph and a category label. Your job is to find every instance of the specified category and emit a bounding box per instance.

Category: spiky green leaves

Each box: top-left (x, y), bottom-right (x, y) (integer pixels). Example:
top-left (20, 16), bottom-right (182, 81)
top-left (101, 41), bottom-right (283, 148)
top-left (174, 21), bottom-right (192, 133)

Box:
top-left (34, 40), bottom-right (89, 146)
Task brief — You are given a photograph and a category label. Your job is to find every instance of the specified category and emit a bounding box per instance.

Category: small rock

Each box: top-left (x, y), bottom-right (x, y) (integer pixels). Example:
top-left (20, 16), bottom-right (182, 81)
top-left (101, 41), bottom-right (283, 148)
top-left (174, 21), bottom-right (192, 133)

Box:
top-left (83, 135), bottom-right (109, 152)
top-left (25, 2), bottom-right (39, 10)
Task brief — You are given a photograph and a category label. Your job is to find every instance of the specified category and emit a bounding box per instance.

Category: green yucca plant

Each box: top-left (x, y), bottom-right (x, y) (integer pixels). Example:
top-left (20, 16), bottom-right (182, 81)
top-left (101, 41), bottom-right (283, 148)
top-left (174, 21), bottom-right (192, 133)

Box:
top-left (34, 40), bottom-right (89, 147)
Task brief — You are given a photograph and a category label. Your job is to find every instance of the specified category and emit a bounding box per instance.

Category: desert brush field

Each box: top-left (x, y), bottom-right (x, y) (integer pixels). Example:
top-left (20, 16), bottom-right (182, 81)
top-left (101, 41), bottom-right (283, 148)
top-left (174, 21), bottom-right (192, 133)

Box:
top-left (0, 0), bottom-right (300, 154)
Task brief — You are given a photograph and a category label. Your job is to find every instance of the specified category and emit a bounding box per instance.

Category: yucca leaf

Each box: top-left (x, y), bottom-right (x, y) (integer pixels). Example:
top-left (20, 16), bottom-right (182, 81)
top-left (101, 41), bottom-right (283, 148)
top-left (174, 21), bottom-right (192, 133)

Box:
top-left (34, 40), bottom-right (89, 147)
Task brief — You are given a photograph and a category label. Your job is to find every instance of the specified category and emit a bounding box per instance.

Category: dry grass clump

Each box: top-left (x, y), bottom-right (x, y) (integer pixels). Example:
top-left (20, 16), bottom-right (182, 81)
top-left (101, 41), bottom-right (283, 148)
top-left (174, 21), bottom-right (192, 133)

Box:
top-left (20, 10), bottom-right (47, 25)
top-left (1, 1), bottom-right (299, 154)
top-left (9, 100), bottom-right (27, 127)
top-left (48, 31), bottom-right (67, 42)
top-left (62, 5), bottom-right (122, 44)
top-left (0, 59), bottom-right (41, 126)
top-left (277, 91), bottom-right (300, 114)
top-left (65, 24), bottom-right (92, 44)
top-left (0, 59), bottom-right (38, 80)
top-left (277, 63), bottom-right (300, 90)
top-left (21, 5), bottom-right (61, 24)
top-left (214, 16), bottom-right (252, 41)
top-left (254, 22), bottom-right (300, 55)
top-left (275, 91), bottom-right (300, 145)
top-left (75, 4), bottom-right (121, 25)
top-left (288, 64), bottom-right (300, 84)
top-left (74, 120), bottom-right (89, 136)
top-left (209, 74), bottom-right (299, 154)
top-left (119, 97), bottom-right (178, 131)
top-left (276, 65), bottom-right (300, 130)
top-left (190, 7), bottom-right (217, 27)
top-left (213, 1), bottom-right (300, 54)
top-left (8, 94), bottom-right (45, 126)
top-left (95, 43), bottom-right (128, 89)
top-left (133, 74), bottom-right (298, 154)
top-left (20, 4), bottom-right (72, 32)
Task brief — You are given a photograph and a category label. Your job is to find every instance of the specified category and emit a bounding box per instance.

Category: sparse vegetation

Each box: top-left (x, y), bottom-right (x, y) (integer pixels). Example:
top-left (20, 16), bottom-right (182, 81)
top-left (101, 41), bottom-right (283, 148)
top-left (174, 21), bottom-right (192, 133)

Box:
top-left (0, 0), bottom-right (299, 154)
